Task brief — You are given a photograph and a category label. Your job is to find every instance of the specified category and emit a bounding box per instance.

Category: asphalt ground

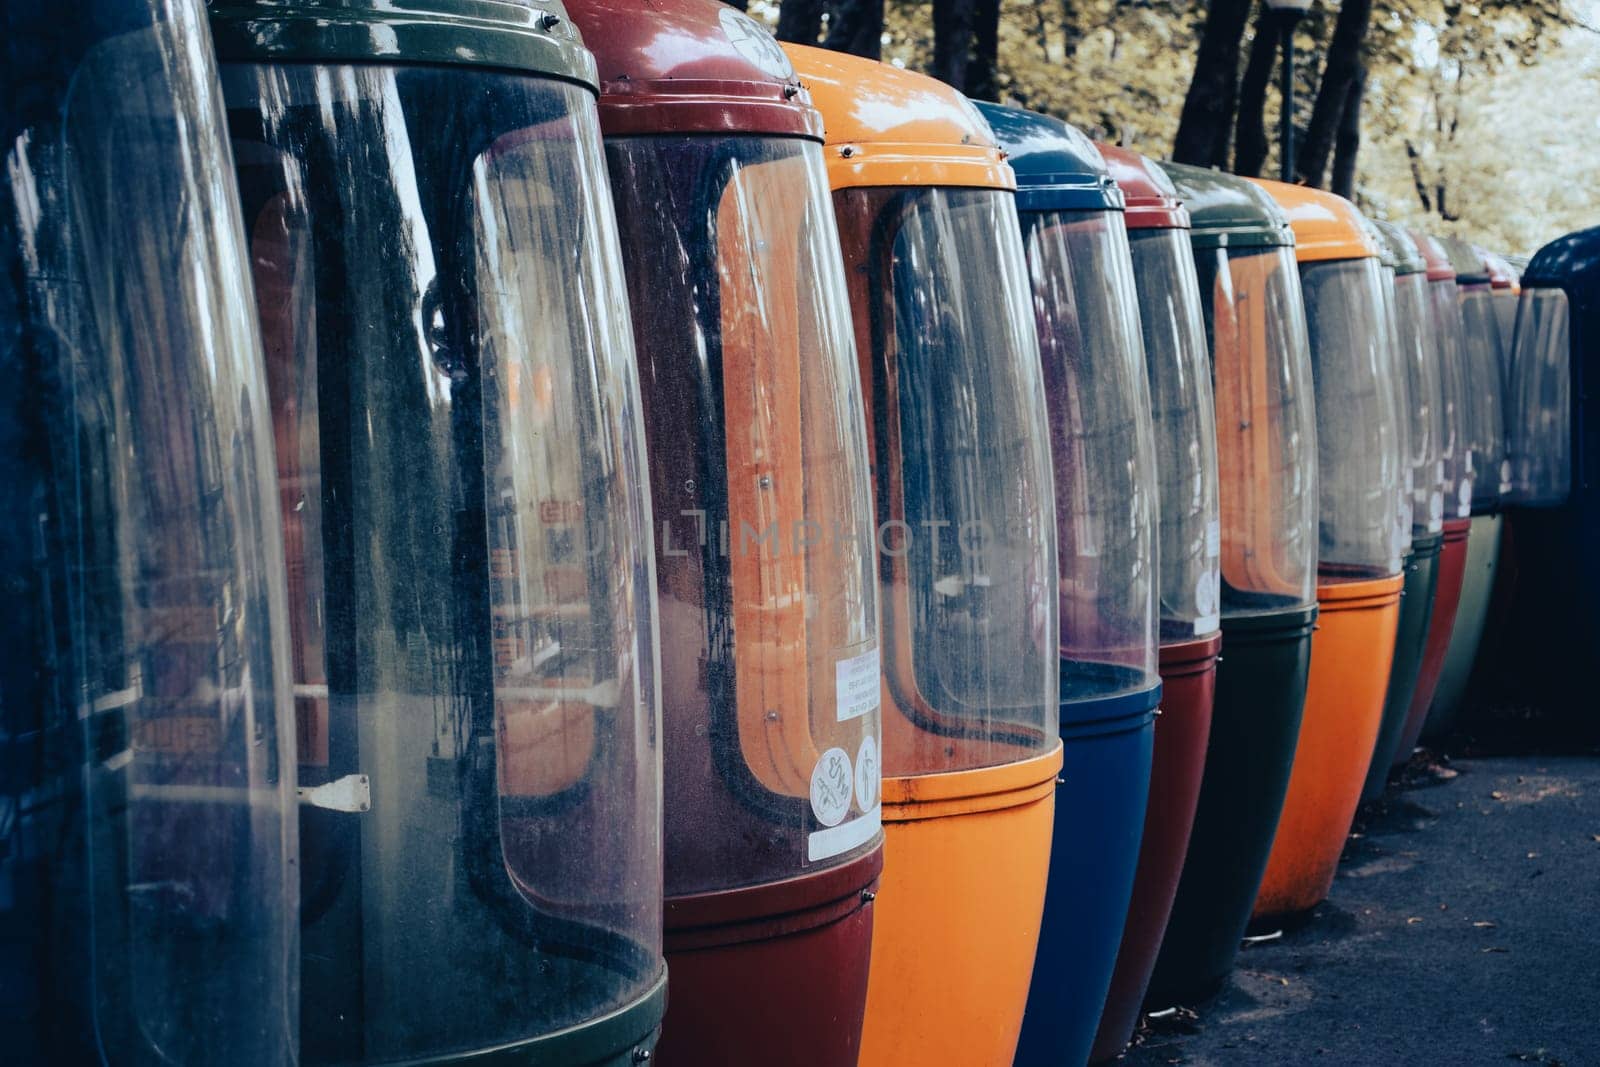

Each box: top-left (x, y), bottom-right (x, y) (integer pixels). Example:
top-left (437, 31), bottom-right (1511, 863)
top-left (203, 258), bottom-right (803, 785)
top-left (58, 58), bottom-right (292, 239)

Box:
top-left (1119, 709), bottom-right (1600, 1067)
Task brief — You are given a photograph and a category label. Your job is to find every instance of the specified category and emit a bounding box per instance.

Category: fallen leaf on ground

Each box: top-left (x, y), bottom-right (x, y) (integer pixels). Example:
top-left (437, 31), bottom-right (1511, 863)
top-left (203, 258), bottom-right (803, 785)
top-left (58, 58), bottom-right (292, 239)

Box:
top-left (1491, 791), bottom-right (1506, 800)
top-left (1473, 921), bottom-right (1497, 928)
top-left (1407, 917), bottom-right (1423, 924)
top-left (1483, 946), bottom-right (1511, 954)
top-left (1142, 1004), bottom-right (1202, 1037)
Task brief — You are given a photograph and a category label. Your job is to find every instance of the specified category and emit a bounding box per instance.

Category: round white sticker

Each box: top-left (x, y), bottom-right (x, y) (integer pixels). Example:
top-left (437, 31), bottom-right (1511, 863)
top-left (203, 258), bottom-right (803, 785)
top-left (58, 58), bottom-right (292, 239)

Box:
top-left (1429, 490), bottom-right (1444, 524)
top-left (1458, 477), bottom-right (1472, 513)
top-left (855, 734), bottom-right (879, 812)
top-left (719, 9), bottom-right (794, 79)
top-left (810, 747), bottom-right (853, 827)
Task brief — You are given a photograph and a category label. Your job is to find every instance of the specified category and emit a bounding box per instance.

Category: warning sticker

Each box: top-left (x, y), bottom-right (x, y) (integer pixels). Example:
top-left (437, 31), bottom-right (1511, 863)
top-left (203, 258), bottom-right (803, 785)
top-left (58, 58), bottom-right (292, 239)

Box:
top-left (810, 747), bottom-right (853, 828)
top-left (855, 734), bottom-right (879, 813)
top-left (836, 647), bottom-right (881, 723)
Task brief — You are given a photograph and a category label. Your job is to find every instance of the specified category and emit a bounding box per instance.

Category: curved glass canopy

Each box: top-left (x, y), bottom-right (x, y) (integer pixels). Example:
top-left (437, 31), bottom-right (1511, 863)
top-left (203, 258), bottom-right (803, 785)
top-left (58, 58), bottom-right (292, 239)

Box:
top-left (1427, 277), bottom-right (1477, 519)
top-left (605, 135), bottom-right (882, 896)
top-left (1391, 272), bottom-right (1448, 534)
top-left (1493, 286), bottom-right (1520, 366)
top-left (1507, 287), bottom-right (1572, 506)
top-left (1375, 265), bottom-right (1418, 553)
top-left (2, 0), bottom-right (298, 1061)
top-left (1129, 228), bottom-right (1222, 640)
top-left (1192, 244), bottom-right (1320, 613)
top-left (834, 184), bottom-right (1060, 776)
top-left (224, 61), bottom-right (662, 1061)
top-left (1022, 207), bottom-right (1160, 697)
top-left (1458, 284), bottom-right (1511, 509)
top-left (1299, 257), bottom-right (1405, 579)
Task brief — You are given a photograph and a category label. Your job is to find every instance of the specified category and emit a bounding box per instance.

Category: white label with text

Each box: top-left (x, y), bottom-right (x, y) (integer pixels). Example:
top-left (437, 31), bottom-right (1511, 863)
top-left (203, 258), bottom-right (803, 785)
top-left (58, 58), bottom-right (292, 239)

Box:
top-left (836, 648), bottom-right (881, 722)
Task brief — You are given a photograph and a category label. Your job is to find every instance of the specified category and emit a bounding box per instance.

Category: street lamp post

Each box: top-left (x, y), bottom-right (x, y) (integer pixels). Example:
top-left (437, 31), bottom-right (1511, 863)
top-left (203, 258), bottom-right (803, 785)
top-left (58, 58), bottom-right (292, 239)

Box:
top-left (1265, 0), bottom-right (1313, 183)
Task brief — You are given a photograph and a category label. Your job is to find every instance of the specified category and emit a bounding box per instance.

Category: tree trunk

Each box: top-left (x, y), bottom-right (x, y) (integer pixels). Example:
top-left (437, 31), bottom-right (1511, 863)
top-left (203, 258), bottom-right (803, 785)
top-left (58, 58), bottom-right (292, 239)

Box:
top-left (823, 0), bottom-right (884, 58)
top-left (966, 0), bottom-right (1003, 100)
top-left (1172, 0), bottom-right (1255, 167)
top-left (777, 0), bottom-right (825, 43)
top-left (1329, 66), bottom-right (1365, 199)
top-left (1297, 0), bottom-right (1372, 187)
top-left (932, 0), bottom-right (977, 90)
top-left (1233, 6), bottom-right (1277, 177)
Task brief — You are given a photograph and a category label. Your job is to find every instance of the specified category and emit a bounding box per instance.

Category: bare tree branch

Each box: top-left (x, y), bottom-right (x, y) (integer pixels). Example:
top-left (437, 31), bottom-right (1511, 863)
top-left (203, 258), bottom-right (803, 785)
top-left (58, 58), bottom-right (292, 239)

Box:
top-left (1404, 140), bottom-right (1433, 213)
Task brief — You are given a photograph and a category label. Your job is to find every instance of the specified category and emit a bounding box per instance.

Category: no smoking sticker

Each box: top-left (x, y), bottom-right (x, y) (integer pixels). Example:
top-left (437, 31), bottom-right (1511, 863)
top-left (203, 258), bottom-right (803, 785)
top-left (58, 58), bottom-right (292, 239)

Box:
top-left (810, 747), bottom-right (853, 828)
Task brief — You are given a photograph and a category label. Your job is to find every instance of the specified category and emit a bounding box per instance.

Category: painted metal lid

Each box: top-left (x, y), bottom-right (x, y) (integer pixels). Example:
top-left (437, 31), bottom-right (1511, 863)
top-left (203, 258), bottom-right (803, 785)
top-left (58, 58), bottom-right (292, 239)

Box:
top-left (1524, 226), bottom-right (1600, 292)
top-left (209, 0), bottom-right (597, 90)
top-left (1248, 178), bottom-right (1382, 264)
top-left (1370, 220), bottom-right (1427, 277)
top-left (1096, 142), bottom-right (1188, 229)
top-left (1411, 231), bottom-right (1456, 282)
top-left (1438, 235), bottom-right (1491, 286)
top-left (784, 43), bottom-right (1012, 191)
top-left (969, 101), bottom-right (1121, 212)
top-left (1480, 248), bottom-right (1517, 291)
top-left (566, 0), bottom-right (820, 139)
top-left (1157, 161), bottom-right (1295, 251)
top-left (1368, 222), bottom-right (1397, 270)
